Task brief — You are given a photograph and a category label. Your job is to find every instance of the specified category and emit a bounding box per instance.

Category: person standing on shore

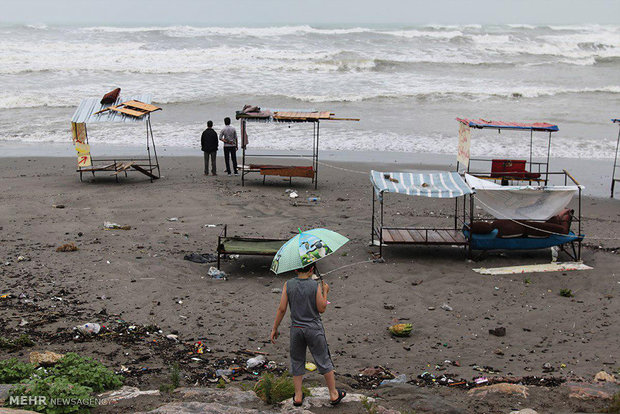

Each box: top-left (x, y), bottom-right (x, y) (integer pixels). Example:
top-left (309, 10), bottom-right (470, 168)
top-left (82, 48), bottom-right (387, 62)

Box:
top-left (219, 117), bottom-right (238, 175)
top-left (201, 120), bottom-right (218, 176)
top-left (270, 264), bottom-right (346, 407)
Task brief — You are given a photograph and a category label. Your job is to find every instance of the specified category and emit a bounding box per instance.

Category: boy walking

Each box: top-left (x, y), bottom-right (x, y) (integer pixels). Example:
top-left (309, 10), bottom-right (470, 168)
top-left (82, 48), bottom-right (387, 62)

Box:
top-left (201, 120), bottom-right (218, 175)
top-left (270, 264), bottom-right (346, 407)
top-left (219, 117), bottom-right (238, 175)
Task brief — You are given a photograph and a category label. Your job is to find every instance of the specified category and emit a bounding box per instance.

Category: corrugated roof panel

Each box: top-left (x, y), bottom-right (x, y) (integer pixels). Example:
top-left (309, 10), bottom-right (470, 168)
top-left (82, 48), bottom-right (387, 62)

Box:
top-left (71, 94), bottom-right (153, 124)
top-left (456, 117), bottom-right (559, 132)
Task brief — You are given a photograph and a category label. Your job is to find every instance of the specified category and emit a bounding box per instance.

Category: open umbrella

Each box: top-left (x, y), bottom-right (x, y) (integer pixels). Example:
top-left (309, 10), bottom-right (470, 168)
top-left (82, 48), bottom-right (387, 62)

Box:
top-left (270, 228), bottom-right (349, 274)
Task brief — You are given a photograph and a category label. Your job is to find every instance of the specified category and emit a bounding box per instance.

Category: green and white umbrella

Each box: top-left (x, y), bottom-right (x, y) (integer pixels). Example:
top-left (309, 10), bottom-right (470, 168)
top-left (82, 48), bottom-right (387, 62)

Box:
top-left (270, 228), bottom-right (349, 274)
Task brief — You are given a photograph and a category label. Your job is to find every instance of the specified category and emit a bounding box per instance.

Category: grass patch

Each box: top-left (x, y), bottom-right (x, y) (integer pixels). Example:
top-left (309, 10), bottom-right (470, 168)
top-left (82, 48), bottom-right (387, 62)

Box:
top-left (253, 372), bottom-right (310, 404)
top-left (524, 277), bottom-right (532, 285)
top-left (559, 288), bottom-right (574, 297)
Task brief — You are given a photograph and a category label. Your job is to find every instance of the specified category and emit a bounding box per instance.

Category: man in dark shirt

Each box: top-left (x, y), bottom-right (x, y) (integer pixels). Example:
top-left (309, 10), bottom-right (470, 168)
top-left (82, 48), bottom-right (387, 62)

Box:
top-left (201, 120), bottom-right (218, 175)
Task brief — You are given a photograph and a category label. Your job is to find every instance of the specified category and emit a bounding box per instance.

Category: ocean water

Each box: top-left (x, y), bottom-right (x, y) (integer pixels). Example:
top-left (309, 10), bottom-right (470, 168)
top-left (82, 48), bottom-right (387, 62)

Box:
top-left (0, 23), bottom-right (619, 159)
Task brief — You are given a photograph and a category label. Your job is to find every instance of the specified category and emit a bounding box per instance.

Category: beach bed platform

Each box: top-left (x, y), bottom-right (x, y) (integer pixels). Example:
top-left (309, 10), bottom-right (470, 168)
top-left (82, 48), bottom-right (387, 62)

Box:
top-left (378, 227), bottom-right (468, 245)
top-left (217, 225), bottom-right (286, 269)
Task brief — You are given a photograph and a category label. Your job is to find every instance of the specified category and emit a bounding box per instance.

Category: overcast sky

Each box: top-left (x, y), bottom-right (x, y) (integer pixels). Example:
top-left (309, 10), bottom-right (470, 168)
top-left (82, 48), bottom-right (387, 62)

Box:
top-left (2, 0), bottom-right (619, 26)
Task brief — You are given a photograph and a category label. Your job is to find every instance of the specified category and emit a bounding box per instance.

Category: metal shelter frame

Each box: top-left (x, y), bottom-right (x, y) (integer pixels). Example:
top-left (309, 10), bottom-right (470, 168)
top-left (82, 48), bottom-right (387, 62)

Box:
top-left (370, 171), bottom-right (473, 259)
top-left (239, 118), bottom-right (320, 189)
top-left (456, 118), bottom-right (558, 185)
top-left (71, 96), bottom-right (161, 183)
top-left (236, 110), bottom-right (359, 189)
top-left (611, 119), bottom-right (620, 198)
top-left (467, 169), bottom-right (583, 261)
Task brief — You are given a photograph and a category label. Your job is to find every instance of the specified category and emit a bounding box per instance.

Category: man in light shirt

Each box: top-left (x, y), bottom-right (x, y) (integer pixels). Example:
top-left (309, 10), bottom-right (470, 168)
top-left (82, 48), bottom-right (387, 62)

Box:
top-left (219, 117), bottom-right (238, 175)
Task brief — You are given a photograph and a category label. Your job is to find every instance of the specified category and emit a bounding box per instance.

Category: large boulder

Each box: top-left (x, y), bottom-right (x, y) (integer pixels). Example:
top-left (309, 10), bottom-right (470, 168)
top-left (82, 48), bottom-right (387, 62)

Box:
top-left (29, 351), bottom-right (64, 366)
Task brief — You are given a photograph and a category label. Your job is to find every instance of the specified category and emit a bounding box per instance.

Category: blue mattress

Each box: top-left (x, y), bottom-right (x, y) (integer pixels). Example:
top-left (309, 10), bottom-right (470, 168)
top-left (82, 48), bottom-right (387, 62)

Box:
top-left (463, 229), bottom-right (582, 251)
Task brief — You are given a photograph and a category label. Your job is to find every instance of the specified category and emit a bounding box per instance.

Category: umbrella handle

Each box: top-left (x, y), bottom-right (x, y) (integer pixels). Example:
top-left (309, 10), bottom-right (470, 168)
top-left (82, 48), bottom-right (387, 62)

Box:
top-left (315, 266), bottom-right (325, 296)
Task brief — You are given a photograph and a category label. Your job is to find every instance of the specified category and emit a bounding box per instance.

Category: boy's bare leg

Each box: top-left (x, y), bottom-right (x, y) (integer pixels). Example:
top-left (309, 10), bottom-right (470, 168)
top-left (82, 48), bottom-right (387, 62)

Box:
top-left (323, 370), bottom-right (339, 400)
top-left (293, 375), bottom-right (303, 402)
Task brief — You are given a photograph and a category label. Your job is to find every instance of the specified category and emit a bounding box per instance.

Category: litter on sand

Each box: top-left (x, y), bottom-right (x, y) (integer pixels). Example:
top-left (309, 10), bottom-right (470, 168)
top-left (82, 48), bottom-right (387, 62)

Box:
top-left (305, 362), bottom-right (317, 371)
top-left (104, 221), bottom-right (131, 230)
top-left (184, 253), bottom-right (218, 264)
top-left (207, 266), bottom-right (227, 280)
top-left (473, 262), bottom-right (593, 275)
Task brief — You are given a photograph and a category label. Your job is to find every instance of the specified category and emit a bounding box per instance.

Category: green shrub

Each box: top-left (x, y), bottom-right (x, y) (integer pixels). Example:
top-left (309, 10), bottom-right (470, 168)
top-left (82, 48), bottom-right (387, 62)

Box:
top-left (560, 289), bottom-right (574, 297)
top-left (49, 353), bottom-right (122, 392)
top-left (253, 372), bottom-right (309, 404)
top-left (8, 376), bottom-right (94, 414)
top-left (0, 358), bottom-right (36, 383)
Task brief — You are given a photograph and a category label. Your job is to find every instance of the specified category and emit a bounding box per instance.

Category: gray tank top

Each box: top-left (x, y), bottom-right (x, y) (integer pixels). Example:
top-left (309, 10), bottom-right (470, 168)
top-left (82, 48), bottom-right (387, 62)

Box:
top-left (287, 277), bottom-right (322, 329)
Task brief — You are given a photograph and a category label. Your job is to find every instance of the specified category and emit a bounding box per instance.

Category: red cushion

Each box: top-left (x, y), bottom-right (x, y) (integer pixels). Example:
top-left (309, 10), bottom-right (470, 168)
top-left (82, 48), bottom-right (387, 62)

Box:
top-left (470, 221), bottom-right (494, 234)
top-left (523, 221), bottom-right (568, 238)
top-left (100, 88), bottom-right (121, 105)
top-left (492, 220), bottom-right (526, 238)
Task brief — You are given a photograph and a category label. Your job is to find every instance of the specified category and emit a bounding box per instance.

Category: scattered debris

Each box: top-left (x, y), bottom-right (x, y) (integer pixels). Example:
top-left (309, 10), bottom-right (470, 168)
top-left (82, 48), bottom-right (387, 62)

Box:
top-left (167, 217), bottom-right (179, 222)
top-left (489, 327), bottom-right (506, 337)
top-left (246, 355), bottom-right (266, 369)
top-left (383, 304), bottom-right (395, 310)
top-left (76, 322), bottom-right (101, 335)
top-left (271, 288), bottom-right (282, 294)
top-left (380, 374), bottom-right (407, 386)
top-left (184, 253), bottom-right (217, 264)
top-left (289, 191), bottom-right (298, 199)
top-left (305, 362), bottom-right (317, 372)
top-left (207, 267), bottom-right (227, 280)
top-left (388, 323), bottom-right (412, 337)
top-left (104, 221), bottom-right (131, 230)
top-left (56, 242), bottom-right (78, 252)
top-left (52, 204), bottom-right (65, 209)
top-left (559, 288), bottom-right (574, 297)
top-left (440, 303), bottom-right (453, 312)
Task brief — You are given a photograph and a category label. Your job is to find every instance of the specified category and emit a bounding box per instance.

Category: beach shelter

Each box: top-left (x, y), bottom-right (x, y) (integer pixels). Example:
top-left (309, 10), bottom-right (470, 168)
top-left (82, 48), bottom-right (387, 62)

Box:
top-left (464, 172), bottom-right (584, 260)
top-left (455, 118), bottom-right (558, 185)
top-left (236, 106), bottom-right (358, 189)
top-left (370, 170), bottom-right (474, 258)
top-left (611, 119), bottom-right (620, 198)
top-left (70, 94), bottom-right (161, 182)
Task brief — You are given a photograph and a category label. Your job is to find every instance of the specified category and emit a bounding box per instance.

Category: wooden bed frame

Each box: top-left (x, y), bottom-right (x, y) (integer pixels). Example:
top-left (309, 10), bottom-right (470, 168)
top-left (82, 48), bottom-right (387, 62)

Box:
top-left (216, 225), bottom-right (287, 269)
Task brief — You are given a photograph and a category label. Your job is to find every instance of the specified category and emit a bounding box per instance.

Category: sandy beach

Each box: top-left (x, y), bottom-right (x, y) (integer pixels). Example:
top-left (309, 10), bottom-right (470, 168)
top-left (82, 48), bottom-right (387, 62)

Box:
top-left (1, 154), bottom-right (619, 413)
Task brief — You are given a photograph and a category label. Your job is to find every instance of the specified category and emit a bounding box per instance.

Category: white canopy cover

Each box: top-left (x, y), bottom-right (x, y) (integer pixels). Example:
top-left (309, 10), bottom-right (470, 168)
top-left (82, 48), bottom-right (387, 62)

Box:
top-left (465, 174), bottom-right (579, 220)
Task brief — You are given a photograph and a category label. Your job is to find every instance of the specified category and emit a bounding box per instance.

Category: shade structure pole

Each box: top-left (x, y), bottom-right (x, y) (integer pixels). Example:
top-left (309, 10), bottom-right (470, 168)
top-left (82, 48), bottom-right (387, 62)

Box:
top-left (545, 131), bottom-right (552, 185)
top-left (148, 116), bottom-right (160, 179)
top-left (371, 187), bottom-right (375, 246)
top-left (315, 120), bottom-right (319, 190)
top-left (578, 184), bottom-right (582, 260)
top-left (454, 197), bottom-right (458, 230)
top-left (242, 120), bottom-right (246, 187)
top-left (380, 193), bottom-right (384, 258)
top-left (612, 125), bottom-right (620, 197)
top-left (529, 129), bottom-right (533, 185)
top-left (146, 115), bottom-right (153, 182)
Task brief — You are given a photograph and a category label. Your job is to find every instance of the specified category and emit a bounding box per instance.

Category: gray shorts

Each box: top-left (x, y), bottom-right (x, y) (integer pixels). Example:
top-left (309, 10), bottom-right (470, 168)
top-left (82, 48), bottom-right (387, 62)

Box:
top-left (290, 326), bottom-right (334, 376)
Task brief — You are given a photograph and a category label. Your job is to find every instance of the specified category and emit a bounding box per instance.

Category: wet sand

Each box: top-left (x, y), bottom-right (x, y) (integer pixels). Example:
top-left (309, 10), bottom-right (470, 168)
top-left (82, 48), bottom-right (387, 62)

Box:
top-left (0, 155), bottom-right (619, 412)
